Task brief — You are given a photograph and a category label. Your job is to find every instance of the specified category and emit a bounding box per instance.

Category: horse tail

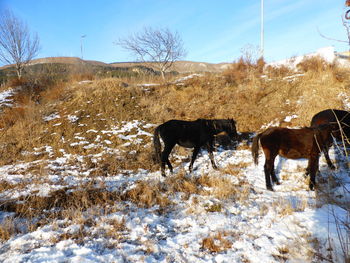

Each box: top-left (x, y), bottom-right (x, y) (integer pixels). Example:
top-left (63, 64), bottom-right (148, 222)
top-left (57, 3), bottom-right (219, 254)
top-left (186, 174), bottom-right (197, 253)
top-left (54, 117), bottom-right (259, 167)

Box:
top-left (153, 125), bottom-right (162, 163)
top-left (252, 133), bottom-right (262, 165)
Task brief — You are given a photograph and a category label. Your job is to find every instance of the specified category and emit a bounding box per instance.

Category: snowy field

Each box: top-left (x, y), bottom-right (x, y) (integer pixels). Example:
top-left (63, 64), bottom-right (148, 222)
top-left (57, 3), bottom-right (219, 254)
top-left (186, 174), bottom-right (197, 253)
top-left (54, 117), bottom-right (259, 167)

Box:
top-left (0, 115), bottom-right (348, 262)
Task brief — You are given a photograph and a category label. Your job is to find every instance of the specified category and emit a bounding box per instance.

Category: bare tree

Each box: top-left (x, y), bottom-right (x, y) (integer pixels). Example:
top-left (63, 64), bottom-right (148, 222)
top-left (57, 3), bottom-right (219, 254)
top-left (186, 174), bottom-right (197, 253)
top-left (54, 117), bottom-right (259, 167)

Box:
top-left (0, 9), bottom-right (40, 79)
top-left (117, 27), bottom-right (186, 79)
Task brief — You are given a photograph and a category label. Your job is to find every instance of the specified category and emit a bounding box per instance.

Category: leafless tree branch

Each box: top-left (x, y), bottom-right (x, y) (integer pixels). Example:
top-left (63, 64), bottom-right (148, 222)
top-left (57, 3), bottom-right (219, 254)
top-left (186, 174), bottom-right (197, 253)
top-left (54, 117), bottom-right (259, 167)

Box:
top-left (0, 9), bottom-right (40, 79)
top-left (116, 27), bottom-right (186, 79)
top-left (317, 27), bottom-right (348, 44)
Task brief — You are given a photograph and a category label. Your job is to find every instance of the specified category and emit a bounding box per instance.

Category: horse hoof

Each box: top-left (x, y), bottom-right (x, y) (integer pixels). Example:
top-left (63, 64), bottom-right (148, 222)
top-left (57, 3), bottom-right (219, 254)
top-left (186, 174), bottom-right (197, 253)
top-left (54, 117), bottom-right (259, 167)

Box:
top-left (330, 165), bottom-right (336, 170)
top-left (267, 186), bottom-right (274, 191)
top-left (275, 181), bottom-right (281, 185)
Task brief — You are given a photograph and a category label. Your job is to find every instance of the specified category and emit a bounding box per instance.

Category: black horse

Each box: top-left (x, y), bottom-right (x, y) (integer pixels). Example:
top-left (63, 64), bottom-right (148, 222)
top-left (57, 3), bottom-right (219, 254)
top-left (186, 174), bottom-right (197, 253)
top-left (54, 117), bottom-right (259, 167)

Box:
top-left (153, 119), bottom-right (237, 176)
top-left (311, 109), bottom-right (350, 164)
top-left (311, 109), bottom-right (350, 143)
top-left (252, 125), bottom-right (334, 191)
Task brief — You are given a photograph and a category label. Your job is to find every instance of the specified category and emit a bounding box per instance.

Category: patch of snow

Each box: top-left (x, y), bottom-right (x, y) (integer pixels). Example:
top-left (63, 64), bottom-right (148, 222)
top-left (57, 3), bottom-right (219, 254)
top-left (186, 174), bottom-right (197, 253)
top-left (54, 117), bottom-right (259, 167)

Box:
top-left (43, 113), bottom-right (60, 122)
top-left (175, 73), bottom-right (203, 83)
top-left (78, 80), bottom-right (93, 85)
top-left (284, 115), bottom-right (298, 122)
top-left (0, 88), bottom-right (15, 109)
top-left (268, 46), bottom-right (336, 70)
top-left (67, 115), bottom-right (79, 123)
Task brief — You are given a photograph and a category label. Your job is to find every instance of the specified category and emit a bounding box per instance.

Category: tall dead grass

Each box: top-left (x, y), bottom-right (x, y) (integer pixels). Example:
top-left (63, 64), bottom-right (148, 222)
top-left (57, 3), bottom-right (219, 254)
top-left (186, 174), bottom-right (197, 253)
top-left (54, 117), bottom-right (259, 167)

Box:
top-left (1, 55), bottom-right (348, 166)
top-left (141, 56), bottom-right (350, 132)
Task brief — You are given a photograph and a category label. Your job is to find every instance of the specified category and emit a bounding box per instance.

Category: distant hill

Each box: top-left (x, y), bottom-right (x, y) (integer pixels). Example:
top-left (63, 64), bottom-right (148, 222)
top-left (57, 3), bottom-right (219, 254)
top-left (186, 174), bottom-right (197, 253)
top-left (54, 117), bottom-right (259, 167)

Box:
top-left (0, 57), bottom-right (232, 74)
top-left (0, 57), bottom-right (159, 81)
top-left (111, 60), bottom-right (232, 73)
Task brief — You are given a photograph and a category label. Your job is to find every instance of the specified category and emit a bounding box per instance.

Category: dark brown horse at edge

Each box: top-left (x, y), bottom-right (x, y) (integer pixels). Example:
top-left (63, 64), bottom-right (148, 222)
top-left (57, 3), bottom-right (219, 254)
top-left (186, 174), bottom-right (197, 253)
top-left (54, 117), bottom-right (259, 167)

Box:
top-left (153, 119), bottom-right (237, 177)
top-left (251, 125), bottom-right (335, 191)
top-left (311, 108), bottom-right (350, 144)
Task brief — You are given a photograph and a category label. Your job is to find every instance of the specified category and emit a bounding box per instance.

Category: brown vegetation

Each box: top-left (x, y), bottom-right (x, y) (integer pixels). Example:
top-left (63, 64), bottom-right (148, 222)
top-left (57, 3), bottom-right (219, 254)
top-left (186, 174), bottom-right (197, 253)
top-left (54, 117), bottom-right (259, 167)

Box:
top-left (201, 232), bottom-right (232, 253)
top-left (0, 55), bottom-right (349, 249)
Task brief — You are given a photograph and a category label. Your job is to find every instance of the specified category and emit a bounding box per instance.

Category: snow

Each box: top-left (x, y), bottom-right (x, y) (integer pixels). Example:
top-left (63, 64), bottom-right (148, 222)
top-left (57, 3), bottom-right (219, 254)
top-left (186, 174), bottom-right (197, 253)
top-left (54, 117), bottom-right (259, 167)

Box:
top-left (0, 118), bottom-right (348, 262)
top-left (0, 88), bottom-right (15, 109)
top-left (43, 113), bottom-right (61, 122)
top-left (268, 46), bottom-right (336, 69)
top-left (174, 73), bottom-right (203, 83)
top-left (284, 114), bottom-right (298, 123)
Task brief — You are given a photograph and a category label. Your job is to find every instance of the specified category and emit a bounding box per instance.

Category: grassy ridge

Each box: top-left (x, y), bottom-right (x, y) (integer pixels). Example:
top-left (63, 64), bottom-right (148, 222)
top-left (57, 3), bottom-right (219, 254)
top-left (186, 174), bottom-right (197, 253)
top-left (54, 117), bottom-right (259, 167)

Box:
top-left (0, 56), bottom-right (349, 165)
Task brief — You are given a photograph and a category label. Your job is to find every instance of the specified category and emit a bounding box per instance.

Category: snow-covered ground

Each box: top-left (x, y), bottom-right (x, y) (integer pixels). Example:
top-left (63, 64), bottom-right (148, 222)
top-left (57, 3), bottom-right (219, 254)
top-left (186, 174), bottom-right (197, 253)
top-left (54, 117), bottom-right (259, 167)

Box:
top-left (0, 117), bottom-right (348, 263)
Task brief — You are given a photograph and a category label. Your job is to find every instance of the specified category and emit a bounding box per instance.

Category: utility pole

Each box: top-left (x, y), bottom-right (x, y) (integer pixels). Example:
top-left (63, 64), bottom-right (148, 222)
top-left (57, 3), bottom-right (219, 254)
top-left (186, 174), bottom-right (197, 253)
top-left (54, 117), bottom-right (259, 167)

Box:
top-left (80, 35), bottom-right (86, 59)
top-left (260, 0), bottom-right (264, 58)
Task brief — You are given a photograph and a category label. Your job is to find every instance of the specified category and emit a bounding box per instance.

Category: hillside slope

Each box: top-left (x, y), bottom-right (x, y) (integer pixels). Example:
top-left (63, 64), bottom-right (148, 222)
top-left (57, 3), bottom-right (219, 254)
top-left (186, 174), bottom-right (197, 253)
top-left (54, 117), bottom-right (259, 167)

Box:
top-left (0, 59), bottom-right (348, 262)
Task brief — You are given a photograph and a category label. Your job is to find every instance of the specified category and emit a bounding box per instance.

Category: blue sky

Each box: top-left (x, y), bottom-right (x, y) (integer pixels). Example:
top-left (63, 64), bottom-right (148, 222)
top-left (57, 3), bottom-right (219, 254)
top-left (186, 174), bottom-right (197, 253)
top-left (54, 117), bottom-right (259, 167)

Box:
top-left (1, 0), bottom-right (349, 64)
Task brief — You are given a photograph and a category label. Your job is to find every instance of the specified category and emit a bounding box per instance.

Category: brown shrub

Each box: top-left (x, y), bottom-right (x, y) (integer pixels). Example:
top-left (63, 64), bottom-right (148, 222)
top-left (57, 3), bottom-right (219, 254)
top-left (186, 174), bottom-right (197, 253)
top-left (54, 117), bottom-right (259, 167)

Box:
top-left (297, 56), bottom-right (333, 73)
top-left (201, 232), bottom-right (232, 253)
top-left (223, 56), bottom-right (265, 86)
top-left (0, 186), bottom-right (121, 218)
top-left (265, 64), bottom-right (293, 78)
top-left (0, 217), bottom-right (18, 241)
top-left (0, 107), bottom-right (27, 128)
top-left (121, 181), bottom-right (171, 208)
top-left (0, 180), bottom-right (16, 191)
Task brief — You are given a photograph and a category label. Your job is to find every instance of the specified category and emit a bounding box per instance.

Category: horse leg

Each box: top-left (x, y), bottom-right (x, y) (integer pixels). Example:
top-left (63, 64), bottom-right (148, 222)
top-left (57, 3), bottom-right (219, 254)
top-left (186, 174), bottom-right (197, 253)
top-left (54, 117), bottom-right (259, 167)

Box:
top-left (189, 146), bottom-right (200, 173)
top-left (271, 169), bottom-right (280, 185)
top-left (206, 142), bottom-right (217, 169)
top-left (308, 155), bottom-right (319, 190)
top-left (323, 146), bottom-right (335, 170)
top-left (161, 143), bottom-right (175, 176)
top-left (305, 166), bottom-right (310, 178)
top-left (263, 150), bottom-right (277, 191)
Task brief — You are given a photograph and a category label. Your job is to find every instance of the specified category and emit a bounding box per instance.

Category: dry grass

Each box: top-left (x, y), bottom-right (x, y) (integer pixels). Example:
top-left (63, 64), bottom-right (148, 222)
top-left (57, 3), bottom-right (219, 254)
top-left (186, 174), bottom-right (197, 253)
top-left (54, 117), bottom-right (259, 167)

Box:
top-left (297, 56), bottom-right (334, 73)
top-left (0, 217), bottom-right (18, 241)
top-left (272, 233), bottom-right (318, 262)
top-left (223, 56), bottom-right (264, 86)
top-left (121, 180), bottom-right (172, 208)
top-left (0, 185), bottom-right (121, 219)
top-left (1, 56), bottom-right (350, 249)
top-left (201, 231), bottom-right (232, 253)
top-left (139, 56), bottom-right (350, 132)
top-left (198, 174), bottom-right (251, 202)
top-left (1, 56), bottom-right (349, 166)
top-left (0, 180), bottom-right (16, 191)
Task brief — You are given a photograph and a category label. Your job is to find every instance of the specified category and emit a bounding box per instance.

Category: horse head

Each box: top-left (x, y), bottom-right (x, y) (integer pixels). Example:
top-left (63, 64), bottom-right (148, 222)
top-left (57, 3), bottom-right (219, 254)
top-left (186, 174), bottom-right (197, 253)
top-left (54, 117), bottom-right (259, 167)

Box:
top-left (213, 119), bottom-right (237, 140)
top-left (227, 118), bottom-right (238, 140)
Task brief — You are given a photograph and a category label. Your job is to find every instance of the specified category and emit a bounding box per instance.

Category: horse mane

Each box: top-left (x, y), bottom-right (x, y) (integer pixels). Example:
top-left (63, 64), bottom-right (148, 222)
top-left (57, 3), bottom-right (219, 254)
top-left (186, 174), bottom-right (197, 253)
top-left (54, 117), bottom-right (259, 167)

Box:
top-left (195, 118), bottom-right (236, 132)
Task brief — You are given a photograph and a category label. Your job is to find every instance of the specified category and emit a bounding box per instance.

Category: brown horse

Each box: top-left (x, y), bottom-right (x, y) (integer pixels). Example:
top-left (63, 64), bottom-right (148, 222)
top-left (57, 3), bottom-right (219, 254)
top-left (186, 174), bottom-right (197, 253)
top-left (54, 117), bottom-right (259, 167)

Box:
top-left (251, 125), bottom-right (334, 191)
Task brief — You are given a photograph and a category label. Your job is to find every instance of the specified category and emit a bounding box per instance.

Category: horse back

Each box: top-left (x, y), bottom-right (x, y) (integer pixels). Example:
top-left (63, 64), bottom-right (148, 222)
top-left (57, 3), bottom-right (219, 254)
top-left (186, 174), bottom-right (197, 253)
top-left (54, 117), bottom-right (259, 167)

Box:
top-left (158, 119), bottom-right (211, 146)
top-left (260, 127), bottom-right (316, 159)
top-left (311, 109), bottom-right (350, 140)
top-left (311, 109), bottom-right (349, 125)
